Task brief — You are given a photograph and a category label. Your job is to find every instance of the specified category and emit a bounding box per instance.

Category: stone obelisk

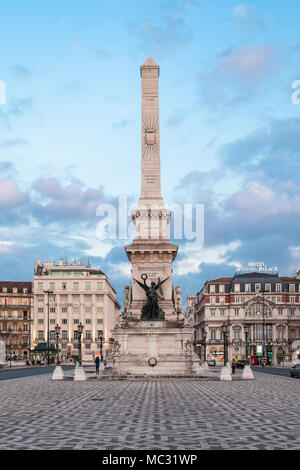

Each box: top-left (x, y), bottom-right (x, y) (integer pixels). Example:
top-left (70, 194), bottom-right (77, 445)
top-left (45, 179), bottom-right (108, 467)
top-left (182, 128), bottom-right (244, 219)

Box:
top-left (107, 57), bottom-right (202, 377)
top-left (125, 56), bottom-right (178, 321)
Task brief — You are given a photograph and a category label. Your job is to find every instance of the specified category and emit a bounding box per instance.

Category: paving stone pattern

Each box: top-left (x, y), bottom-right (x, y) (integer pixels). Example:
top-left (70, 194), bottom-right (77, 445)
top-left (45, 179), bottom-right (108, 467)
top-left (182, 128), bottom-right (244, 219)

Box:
top-left (1, 372), bottom-right (300, 450)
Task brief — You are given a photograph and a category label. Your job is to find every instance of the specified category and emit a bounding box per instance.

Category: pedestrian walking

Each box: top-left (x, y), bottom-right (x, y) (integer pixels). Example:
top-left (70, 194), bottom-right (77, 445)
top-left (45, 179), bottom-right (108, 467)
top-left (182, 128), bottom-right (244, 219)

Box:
top-left (95, 356), bottom-right (100, 375)
top-left (231, 358), bottom-right (236, 374)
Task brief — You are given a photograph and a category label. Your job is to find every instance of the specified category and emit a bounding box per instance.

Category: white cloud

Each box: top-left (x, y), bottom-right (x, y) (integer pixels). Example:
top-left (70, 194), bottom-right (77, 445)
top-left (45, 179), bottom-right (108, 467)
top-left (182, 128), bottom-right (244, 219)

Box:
top-left (174, 240), bottom-right (241, 275)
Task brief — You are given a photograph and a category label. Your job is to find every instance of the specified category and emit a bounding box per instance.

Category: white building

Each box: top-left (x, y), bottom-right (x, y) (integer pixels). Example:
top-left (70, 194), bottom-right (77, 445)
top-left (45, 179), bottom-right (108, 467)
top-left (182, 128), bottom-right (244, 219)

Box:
top-left (32, 258), bottom-right (120, 363)
top-left (193, 271), bottom-right (300, 366)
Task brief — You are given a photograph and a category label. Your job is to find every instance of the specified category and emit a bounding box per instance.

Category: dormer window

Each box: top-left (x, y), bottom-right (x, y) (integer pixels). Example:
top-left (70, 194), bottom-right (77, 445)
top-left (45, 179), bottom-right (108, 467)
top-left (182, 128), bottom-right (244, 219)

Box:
top-left (209, 285), bottom-right (215, 294)
top-left (234, 284), bottom-right (240, 293)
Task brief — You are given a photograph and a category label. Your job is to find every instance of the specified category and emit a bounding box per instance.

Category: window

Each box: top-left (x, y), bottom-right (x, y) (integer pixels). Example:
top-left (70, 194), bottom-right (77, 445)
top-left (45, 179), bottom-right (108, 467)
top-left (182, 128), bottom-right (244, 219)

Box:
top-left (290, 284), bottom-right (295, 293)
top-left (97, 307), bottom-right (103, 313)
top-left (209, 285), bottom-right (215, 294)
top-left (73, 282), bottom-right (79, 291)
top-left (38, 319), bottom-right (44, 324)
top-left (85, 282), bottom-right (91, 290)
top-left (61, 319), bottom-right (67, 324)
top-left (265, 284), bottom-right (271, 292)
top-left (97, 330), bottom-right (103, 339)
top-left (245, 284), bottom-right (251, 293)
top-left (86, 319), bottom-right (91, 324)
top-left (73, 296), bottom-right (80, 302)
top-left (38, 307), bottom-right (44, 313)
top-left (97, 282), bottom-right (103, 290)
top-left (62, 308), bottom-right (68, 313)
top-left (38, 283), bottom-right (43, 291)
top-left (278, 308), bottom-right (283, 316)
top-left (255, 284), bottom-right (261, 292)
top-left (50, 319), bottom-right (55, 324)
top-left (50, 308), bottom-right (55, 313)
top-left (61, 295), bottom-right (68, 303)
top-left (62, 330), bottom-right (68, 339)
top-left (85, 307), bottom-right (91, 314)
top-left (13, 287), bottom-right (17, 293)
top-left (210, 309), bottom-right (216, 317)
top-left (97, 319), bottom-right (103, 324)
top-left (49, 295), bottom-right (55, 302)
top-left (234, 329), bottom-right (241, 340)
top-left (50, 282), bottom-right (55, 290)
top-left (290, 297), bottom-right (295, 304)
top-left (219, 285), bottom-right (225, 293)
top-left (290, 308), bottom-right (295, 316)
top-left (74, 307), bottom-right (80, 314)
top-left (74, 319), bottom-right (79, 324)
top-left (276, 284), bottom-right (282, 293)
top-left (62, 282), bottom-right (67, 290)
top-left (234, 284), bottom-right (240, 293)
top-left (23, 288), bottom-right (28, 294)
top-left (277, 326), bottom-right (285, 340)
top-left (38, 297), bottom-right (43, 302)
top-left (277, 296), bottom-right (282, 303)
top-left (219, 296), bottom-right (225, 305)
top-left (266, 325), bottom-right (272, 341)
top-left (85, 343), bottom-right (91, 349)
top-left (23, 323), bottom-right (28, 331)
top-left (210, 329), bottom-right (216, 340)
top-left (85, 330), bottom-right (91, 340)
top-left (234, 308), bottom-right (239, 316)
top-left (220, 309), bottom-right (225, 316)
top-left (38, 331), bottom-right (44, 340)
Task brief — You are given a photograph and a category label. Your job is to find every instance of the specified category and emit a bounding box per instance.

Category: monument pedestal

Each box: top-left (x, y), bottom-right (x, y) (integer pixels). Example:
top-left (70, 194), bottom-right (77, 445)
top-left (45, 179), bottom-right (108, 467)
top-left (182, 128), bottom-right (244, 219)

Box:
top-left (107, 323), bottom-right (203, 377)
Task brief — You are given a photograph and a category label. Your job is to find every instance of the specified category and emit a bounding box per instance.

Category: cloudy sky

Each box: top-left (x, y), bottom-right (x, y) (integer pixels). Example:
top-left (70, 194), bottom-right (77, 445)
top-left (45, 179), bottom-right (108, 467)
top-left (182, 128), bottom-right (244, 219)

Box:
top-left (0, 0), bottom-right (300, 305)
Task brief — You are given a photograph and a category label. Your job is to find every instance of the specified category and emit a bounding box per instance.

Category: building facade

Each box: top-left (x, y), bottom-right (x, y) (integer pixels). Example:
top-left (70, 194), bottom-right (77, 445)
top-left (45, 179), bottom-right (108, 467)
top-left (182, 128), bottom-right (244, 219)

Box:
top-left (193, 272), bottom-right (300, 365)
top-left (0, 282), bottom-right (33, 360)
top-left (32, 259), bottom-right (120, 362)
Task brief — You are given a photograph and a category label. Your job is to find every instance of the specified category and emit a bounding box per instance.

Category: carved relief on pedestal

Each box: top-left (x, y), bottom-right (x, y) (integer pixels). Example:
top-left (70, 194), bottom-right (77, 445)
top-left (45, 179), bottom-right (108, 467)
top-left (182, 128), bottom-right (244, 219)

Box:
top-left (115, 285), bottom-right (132, 329)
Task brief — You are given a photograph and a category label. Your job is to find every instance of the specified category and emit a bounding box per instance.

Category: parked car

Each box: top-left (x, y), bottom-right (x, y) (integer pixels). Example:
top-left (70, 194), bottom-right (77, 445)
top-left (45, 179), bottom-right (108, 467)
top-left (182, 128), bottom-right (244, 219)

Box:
top-left (235, 360), bottom-right (249, 369)
top-left (207, 359), bottom-right (216, 366)
top-left (290, 364), bottom-right (300, 378)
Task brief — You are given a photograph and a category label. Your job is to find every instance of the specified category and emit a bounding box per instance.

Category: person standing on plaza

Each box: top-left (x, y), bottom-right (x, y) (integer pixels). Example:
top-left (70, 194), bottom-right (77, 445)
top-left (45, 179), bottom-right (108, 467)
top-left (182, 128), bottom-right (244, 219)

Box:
top-left (95, 356), bottom-right (100, 375)
top-left (231, 358), bottom-right (236, 374)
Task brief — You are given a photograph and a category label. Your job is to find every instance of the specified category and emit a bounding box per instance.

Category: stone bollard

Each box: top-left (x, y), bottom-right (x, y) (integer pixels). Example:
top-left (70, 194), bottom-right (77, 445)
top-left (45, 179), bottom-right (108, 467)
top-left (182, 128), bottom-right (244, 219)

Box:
top-left (220, 366), bottom-right (232, 381)
top-left (52, 365), bottom-right (64, 380)
top-left (202, 361), bottom-right (209, 370)
top-left (242, 365), bottom-right (254, 380)
top-left (74, 366), bottom-right (86, 381)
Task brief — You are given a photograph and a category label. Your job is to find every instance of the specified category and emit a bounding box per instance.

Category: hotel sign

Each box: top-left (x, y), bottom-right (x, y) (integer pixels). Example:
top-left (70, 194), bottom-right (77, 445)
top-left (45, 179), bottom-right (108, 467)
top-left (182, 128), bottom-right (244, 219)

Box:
top-left (237, 262), bottom-right (278, 274)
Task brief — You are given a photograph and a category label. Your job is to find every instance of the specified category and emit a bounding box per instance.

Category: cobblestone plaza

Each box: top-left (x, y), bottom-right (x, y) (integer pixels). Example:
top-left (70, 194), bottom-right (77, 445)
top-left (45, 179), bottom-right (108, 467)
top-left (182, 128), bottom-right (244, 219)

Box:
top-left (1, 372), bottom-right (300, 450)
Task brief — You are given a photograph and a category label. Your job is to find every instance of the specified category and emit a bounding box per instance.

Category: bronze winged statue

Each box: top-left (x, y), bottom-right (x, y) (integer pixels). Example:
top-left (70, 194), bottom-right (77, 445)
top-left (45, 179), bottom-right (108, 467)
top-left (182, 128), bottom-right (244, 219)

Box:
top-left (134, 274), bottom-right (169, 321)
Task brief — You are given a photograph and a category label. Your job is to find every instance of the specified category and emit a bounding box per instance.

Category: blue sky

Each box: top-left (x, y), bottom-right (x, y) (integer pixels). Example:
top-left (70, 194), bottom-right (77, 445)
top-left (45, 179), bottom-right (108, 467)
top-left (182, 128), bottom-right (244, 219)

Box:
top-left (0, 0), bottom-right (300, 304)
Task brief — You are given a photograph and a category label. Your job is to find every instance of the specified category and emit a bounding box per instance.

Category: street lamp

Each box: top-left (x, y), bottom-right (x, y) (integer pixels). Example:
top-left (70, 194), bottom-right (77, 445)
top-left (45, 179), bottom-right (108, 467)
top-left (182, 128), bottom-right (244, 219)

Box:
top-left (99, 331), bottom-right (104, 362)
top-left (258, 288), bottom-right (266, 366)
top-left (222, 325), bottom-right (228, 365)
top-left (244, 325), bottom-right (249, 363)
top-left (55, 324), bottom-right (60, 365)
top-left (77, 323), bottom-right (84, 366)
top-left (202, 330), bottom-right (207, 363)
top-left (43, 290), bottom-right (53, 366)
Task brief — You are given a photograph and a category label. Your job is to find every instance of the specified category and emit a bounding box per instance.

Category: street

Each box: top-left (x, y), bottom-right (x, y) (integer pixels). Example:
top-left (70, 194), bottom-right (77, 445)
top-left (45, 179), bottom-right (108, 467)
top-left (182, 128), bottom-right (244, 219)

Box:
top-left (252, 366), bottom-right (293, 378)
top-left (0, 365), bottom-right (75, 381)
